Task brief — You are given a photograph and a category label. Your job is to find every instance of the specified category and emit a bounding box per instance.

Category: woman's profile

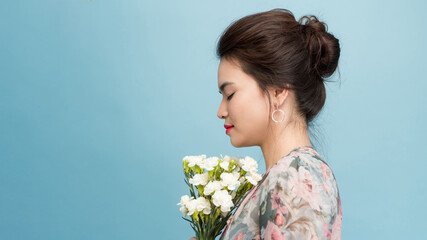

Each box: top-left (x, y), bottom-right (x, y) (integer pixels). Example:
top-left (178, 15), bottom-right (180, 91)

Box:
top-left (192, 8), bottom-right (342, 240)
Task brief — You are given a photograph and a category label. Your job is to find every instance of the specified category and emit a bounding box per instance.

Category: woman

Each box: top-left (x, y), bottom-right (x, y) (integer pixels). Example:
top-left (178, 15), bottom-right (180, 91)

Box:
top-left (192, 8), bottom-right (342, 240)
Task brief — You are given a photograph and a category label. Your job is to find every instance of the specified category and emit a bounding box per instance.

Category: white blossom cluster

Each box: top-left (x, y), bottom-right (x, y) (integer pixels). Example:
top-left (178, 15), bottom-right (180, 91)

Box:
top-left (177, 195), bottom-right (211, 217)
top-left (178, 154), bottom-right (263, 217)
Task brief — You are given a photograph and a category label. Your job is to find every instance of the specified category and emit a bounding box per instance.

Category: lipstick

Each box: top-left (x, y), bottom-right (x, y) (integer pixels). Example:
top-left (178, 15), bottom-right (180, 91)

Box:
top-left (224, 124), bottom-right (234, 134)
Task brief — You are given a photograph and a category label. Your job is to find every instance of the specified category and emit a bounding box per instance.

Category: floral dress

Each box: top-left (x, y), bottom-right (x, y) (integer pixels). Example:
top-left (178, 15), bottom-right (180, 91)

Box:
top-left (219, 146), bottom-right (342, 240)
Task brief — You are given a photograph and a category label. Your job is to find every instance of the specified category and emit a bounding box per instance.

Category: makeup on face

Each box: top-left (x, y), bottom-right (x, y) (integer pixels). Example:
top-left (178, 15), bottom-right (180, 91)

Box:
top-left (224, 124), bottom-right (234, 134)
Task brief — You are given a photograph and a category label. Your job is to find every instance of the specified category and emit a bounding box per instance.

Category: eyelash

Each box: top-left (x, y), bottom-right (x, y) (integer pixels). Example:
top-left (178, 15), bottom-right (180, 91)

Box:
top-left (227, 93), bottom-right (235, 101)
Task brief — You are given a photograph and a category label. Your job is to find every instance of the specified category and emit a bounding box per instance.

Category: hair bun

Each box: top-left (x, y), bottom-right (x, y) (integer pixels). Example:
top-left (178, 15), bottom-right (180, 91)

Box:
top-left (298, 15), bottom-right (340, 78)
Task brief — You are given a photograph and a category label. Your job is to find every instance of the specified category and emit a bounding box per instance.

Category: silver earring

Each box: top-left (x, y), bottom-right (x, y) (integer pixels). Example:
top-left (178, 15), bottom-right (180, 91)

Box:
top-left (271, 102), bottom-right (284, 123)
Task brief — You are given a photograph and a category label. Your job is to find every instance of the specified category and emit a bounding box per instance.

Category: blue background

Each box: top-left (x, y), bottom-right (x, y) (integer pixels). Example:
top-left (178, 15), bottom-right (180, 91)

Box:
top-left (1, 0), bottom-right (426, 239)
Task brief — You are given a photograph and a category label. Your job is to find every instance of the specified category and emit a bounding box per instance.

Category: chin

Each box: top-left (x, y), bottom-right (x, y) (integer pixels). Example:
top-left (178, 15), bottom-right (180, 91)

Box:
top-left (230, 138), bottom-right (241, 148)
top-left (230, 138), bottom-right (251, 148)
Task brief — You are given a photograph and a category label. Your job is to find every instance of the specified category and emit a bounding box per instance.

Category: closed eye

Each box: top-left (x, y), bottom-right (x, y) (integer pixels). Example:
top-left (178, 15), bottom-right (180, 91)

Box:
top-left (227, 93), bottom-right (235, 101)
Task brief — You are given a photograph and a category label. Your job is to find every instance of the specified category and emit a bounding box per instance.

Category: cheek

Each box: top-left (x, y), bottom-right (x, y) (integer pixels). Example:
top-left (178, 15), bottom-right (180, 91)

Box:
top-left (232, 92), bottom-right (269, 129)
top-left (250, 101), bottom-right (269, 129)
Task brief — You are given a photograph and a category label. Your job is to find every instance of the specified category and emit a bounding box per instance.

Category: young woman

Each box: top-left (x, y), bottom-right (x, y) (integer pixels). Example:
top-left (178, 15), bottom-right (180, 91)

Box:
top-left (192, 8), bottom-right (342, 240)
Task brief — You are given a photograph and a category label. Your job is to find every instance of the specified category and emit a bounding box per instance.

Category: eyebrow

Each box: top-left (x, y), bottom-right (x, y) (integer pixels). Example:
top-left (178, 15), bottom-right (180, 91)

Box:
top-left (218, 82), bottom-right (234, 94)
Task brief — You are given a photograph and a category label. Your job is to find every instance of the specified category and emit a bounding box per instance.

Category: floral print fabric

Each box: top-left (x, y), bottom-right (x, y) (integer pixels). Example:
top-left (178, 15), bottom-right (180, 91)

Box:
top-left (219, 146), bottom-right (342, 240)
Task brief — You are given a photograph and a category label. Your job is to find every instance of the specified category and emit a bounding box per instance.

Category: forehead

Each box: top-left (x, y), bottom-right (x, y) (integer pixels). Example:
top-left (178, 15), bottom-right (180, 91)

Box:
top-left (217, 58), bottom-right (246, 88)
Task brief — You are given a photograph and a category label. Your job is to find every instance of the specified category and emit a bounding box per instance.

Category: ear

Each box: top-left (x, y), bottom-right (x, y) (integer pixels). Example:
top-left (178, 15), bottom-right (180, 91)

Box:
top-left (271, 86), bottom-right (290, 108)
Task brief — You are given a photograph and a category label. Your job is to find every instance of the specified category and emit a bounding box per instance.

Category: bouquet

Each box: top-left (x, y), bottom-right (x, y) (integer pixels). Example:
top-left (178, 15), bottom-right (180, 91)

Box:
top-left (177, 154), bottom-right (263, 240)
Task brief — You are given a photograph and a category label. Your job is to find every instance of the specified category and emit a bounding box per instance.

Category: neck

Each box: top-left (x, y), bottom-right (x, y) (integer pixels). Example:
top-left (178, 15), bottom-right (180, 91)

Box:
top-left (260, 122), bottom-right (312, 172)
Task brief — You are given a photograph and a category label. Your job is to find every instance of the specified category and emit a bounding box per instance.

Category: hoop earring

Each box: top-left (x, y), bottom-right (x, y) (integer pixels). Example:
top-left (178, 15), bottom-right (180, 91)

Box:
top-left (271, 102), bottom-right (285, 123)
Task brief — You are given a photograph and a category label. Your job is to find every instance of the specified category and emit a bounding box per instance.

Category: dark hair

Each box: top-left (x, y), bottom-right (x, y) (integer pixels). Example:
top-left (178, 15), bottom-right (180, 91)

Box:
top-left (216, 8), bottom-right (341, 124)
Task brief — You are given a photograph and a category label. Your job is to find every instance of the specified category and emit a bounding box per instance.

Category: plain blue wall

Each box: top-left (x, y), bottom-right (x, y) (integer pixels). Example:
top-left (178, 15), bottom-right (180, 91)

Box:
top-left (1, 0), bottom-right (426, 239)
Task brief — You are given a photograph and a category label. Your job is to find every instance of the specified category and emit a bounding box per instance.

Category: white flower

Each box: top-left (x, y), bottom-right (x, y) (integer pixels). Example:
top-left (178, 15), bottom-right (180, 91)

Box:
top-left (204, 180), bottom-right (223, 195)
top-left (186, 198), bottom-right (198, 215)
top-left (189, 173), bottom-right (209, 186)
top-left (177, 195), bottom-right (192, 206)
top-left (219, 161), bottom-right (229, 171)
top-left (179, 206), bottom-right (188, 217)
top-left (195, 197), bottom-right (211, 215)
top-left (245, 175), bottom-right (257, 185)
top-left (239, 156), bottom-right (258, 172)
top-left (202, 156), bottom-right (219, 171)
top-left (212, 190), bottom-right (234, 213)
top-left (177, 195), bottom-right (194, 217)
top-left (183, 154), bottom-right (206, 168)
top-left (181, 197), bottom-right (211, 216)
top-left (245, 171), bottom-right (262, 185)
top-left (250, 171), bottom-right (262, 181)
top-left (222, 156), bottom-right (236, 170)
top-left (220, 172), bottom-right (241, 191)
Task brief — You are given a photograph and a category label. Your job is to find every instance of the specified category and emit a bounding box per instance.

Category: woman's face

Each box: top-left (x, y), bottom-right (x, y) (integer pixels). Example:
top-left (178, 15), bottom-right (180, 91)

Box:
top-left (217, 58), bottom-right (271, 147)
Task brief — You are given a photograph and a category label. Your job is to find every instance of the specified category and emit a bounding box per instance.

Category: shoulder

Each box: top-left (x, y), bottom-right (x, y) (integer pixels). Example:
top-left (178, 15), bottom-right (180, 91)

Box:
top-left (261, 149), bottom-right (340, 214)
top-left (269, 149), bottom-right (337, 186)
top-left (258, 149), bottom-right (342, 239)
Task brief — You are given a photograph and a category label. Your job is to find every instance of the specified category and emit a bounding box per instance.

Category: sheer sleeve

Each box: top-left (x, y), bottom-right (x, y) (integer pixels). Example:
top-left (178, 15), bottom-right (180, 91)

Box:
top-left (259, 157), bottom-right (342, 240)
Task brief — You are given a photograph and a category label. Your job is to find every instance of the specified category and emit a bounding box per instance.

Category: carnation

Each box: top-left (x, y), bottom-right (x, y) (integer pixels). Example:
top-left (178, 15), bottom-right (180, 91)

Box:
top-left (204, 180), bottom-right (223, 195)
top-left (202, 157), bottom-right (219, 171)
top-left (195, 197), bottom-right (212, 215)
top-left (177, 195), bottom-right (194, 217)
top-left (183, 154), bottom-right (206, 168)
top-left (186, 198), bottom-right (198, 215)
top-left (212, 190), bottom-right (234, 213)
top-left (239, 156), bottom-right (258, 172)
top-left (245, 171), bottom-right (263, 185)
top-left (189, 173), bottom-right (209, 186)
top-left (220, 172), bottom-right (240, 191)
top-left (219, 161), bottom-right (229, 171)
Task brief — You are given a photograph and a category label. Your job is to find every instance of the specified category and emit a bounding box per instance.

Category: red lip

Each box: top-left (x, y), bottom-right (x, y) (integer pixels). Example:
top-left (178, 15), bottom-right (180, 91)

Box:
top-left (224, 124), bottom-right (234, 134)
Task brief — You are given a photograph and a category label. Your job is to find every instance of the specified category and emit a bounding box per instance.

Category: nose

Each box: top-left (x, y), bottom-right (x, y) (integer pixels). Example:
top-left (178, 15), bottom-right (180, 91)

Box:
top-left (217, 99), bottom-right (228, 119)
